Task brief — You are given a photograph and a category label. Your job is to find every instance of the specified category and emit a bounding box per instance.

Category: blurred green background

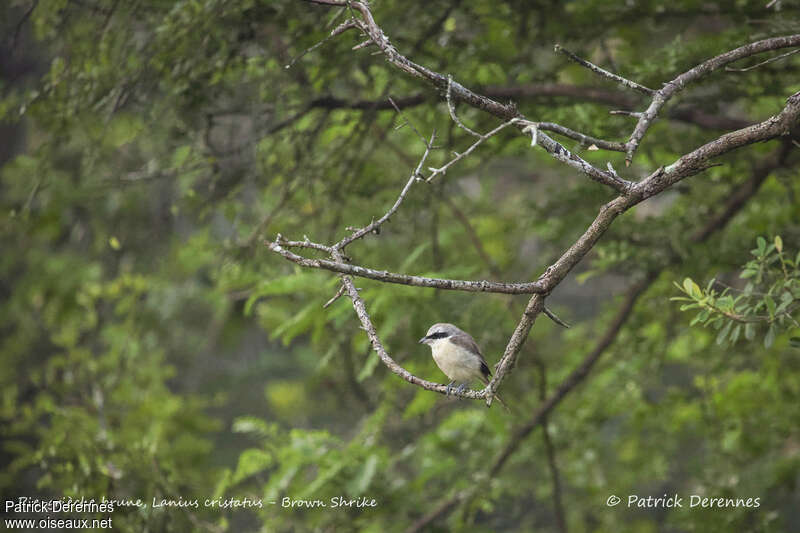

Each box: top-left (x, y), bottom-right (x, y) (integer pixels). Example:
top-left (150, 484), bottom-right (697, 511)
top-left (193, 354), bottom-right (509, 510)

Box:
top-left (1, 1), bottom-right (799, 531)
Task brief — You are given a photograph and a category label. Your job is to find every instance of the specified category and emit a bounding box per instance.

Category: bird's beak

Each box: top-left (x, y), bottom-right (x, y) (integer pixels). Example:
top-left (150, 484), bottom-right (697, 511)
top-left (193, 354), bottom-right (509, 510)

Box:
top-left (418, 336), bottom-right (428, 344)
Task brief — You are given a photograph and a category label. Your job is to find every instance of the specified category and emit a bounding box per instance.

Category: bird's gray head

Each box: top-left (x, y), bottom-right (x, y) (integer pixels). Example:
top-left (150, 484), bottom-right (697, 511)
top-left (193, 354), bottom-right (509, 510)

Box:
top-left (419, 323), bottom-right (463, 345)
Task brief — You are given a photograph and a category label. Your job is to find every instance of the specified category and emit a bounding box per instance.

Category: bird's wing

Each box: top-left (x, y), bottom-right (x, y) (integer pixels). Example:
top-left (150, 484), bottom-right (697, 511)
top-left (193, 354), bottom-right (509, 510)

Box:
top-left (449, 333), bottom-right (492, 378)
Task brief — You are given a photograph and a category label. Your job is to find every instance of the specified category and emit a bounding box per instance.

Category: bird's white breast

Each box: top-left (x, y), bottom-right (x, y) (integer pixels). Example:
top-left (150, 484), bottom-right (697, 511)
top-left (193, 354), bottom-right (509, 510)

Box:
top-left (430, 339), bottom-right (482, 383)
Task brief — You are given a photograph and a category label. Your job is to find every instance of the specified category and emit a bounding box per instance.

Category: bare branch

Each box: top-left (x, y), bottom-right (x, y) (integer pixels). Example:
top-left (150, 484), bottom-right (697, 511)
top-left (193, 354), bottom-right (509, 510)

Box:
top-left (543, 307), bottom-right (571, 329)
top-left (266, 241), bottom-right (547, 294)
top-left (446, 75), bottom-right (481, 138)
top-left (322, 283), bottom-right (346, 308)
top-left (302, 0), bottom-right (346, 6)
top-left (625, 34), bottom-right (800, 164)
top-left (485, 96), bottom-right (799, 396)
top-left (536, 121), bottom-right (626, 152)
top-left (516, 120), bottom-right (633, 192)
top-left (274, 234), bottom-right (332, 253)
top-left (285, 19), bottom-right (357, 69)
top-left (725, 47), bottom-right (799, 72)
top-left (347, 1), bottom-right (519, 119)
top-left (426, 119), bottom-right (517, 182)
top-left (337, 132), bottom-right (434, 249)
top-left (554, 44), bottom-right (655, 96)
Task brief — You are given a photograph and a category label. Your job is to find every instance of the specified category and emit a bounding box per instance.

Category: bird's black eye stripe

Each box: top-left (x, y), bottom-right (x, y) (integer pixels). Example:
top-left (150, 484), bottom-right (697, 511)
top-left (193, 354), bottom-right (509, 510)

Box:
top-left (427, 332), bottom-right (449, 340)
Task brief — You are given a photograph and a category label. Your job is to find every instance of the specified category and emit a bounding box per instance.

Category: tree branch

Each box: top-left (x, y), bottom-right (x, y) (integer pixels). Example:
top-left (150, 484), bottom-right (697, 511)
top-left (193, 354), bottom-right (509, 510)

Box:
top-left (266, 240), bottom-right (547, 294)
top-left (625, 35), bottom-right (800, 163)
top-left (336, 131), bottom-right (434, 249)
top-left (554, 44), bottom-right (655, 96)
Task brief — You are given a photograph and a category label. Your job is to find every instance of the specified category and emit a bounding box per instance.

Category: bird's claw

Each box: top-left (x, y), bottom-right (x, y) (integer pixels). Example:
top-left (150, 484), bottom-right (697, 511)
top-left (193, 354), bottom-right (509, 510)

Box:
top-left (445, 381), bottom-right (455, 396)
top-left (455, 383), bottom-right (466, 396)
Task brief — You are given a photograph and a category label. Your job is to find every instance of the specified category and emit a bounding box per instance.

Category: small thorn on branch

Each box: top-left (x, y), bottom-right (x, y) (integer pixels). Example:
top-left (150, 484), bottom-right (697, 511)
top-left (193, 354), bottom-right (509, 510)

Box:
top-left (323, 283), bottom-right (347, 308)
top-left (610, 110), bottom-right (644, 118)
top-left (522, 123), bottom-right (539, 146)
top-left (285, 19), bottom-right (357, 69)
top-left (543, 306), bottom-right (571, 328)
top-left (606, 161), bottom-right (619, 179)
top-left (352, 39), bottom-right (374, 50)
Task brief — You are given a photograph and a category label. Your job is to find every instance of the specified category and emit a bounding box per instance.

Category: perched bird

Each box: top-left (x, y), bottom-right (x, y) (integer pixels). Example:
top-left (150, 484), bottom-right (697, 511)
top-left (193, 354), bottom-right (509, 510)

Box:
top-left (419, 323), bottom-right (509, 410)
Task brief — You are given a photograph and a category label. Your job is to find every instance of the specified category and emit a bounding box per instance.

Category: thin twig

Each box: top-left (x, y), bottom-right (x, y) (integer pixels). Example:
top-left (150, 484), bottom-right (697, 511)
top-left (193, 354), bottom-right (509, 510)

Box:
top-left (285, 19), bottom-right (357, 69)
top-left (609, 110), bottom-right (644, 118)
top-left (323, 283), bottom-right (347, 308)
top-left (274, 234), bottom-right (333, 253)
top-left (554, 44), bottom-right (655, 96)
top-left (725, 47), bottom-right (800, 72)
top-left (387, 97), bottom-right (428, 144)
top-left (537, 121), bottom-right (626, 152)
top-left (9, 0), bottom-right (39, 50)
top-left (336, 131), bottom-right (435, 249)
top-left (535, 362), bottom-right (568, 533)
top-left (426, 119), bottom-right (517, 182)
top-left (543, 307), bottom-right (571, 329)
top-left (446, 75), bottom-right (481, 138)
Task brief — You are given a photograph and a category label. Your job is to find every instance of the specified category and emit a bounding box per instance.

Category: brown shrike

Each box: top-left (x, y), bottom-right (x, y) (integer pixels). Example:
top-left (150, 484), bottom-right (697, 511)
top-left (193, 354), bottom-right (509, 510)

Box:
top-left (419, 323), bottom-right (509, 410)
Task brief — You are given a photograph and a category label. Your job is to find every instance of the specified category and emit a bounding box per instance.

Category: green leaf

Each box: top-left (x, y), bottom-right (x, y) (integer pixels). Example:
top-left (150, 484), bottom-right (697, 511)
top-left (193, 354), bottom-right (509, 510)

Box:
top-left (716, 320), bottom-right (732, 345)
top-left (764, 324), bottom-right (776, 349)
top-left (683, 278), bottom-right (701, 299)
top-left (757, 236), bottom-right (766, 254)
top-left (576, 269), bottom-right (597, 284)
top-left (717, 295), bottom-right (734, 311)
top-left (774, 235), bottom-right (783, 253)
top-left (765, 295), bottom-right (776, 318)
top-left (690, 309), bottom-right (709, 326)
top-left (357, 350), bottom-right (381, 382)
top-left (271, 301), bottom-right (318, 345)
top-left (232, 448), bottom-right (273, 483)
top-left (399, 241), bottom-right (431, 271)
top-left (730, 324), bottom-right (741, 344)
top-left (107, 113), bottom-right (142, 147)
top-left (171, 145), bottom-right (192, 168)
top-left (347, 453), bottom-right (378, 494)
top-left (744, 322), bottom-right (756, 341)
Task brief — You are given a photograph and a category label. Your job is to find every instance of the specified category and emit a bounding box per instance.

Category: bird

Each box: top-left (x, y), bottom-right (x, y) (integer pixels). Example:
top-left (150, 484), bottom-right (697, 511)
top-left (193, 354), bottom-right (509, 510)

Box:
top-left (419, 323), bottom-right (509, 410)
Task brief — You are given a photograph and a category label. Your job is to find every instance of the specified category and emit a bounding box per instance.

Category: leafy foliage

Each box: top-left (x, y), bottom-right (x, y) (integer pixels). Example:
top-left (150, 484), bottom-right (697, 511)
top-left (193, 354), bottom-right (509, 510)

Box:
top-left (673, 236), bottom-right (800, 349)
